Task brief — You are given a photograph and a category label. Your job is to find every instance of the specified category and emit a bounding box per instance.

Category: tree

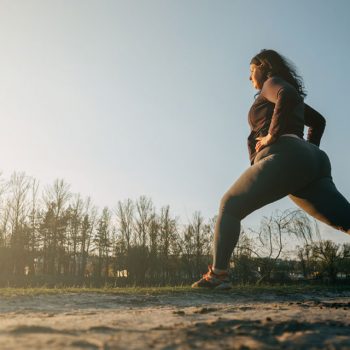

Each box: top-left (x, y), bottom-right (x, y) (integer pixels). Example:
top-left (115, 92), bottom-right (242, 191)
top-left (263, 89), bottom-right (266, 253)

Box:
top-left (287, 210), bottom-right (321, 244)
top-left (41, 179), bottom-right (71, 275)
top-left (134, 196), bottom-right (153, 247)
top-left (158, 205), bottom-right (179, 280)
top-left (27, 178), bottom-right (40, 275)
top-left (66, 194), bottom-right (84, 276)
top-left (115, 199), bottom-right (134, 254)
top-left (147, 212), bottom-right (160, 281)
top-left (233, 229), bottom-right (258, 283)
top-left (93, 207), bottom-right (112, 278)
top-left (79, 198), bottom-right (96, 278)
top-left (312, 240), bottom-right (342, 282)
top-left (248, 209), bottom-right (320, 284)
top-left (180, 211), bottom-right (211, 279)
top-left (190, 211), bottom-right (211, 274)
top-left (296, 243), bottom-right (314, 279)
top-left (7, 172), bottom-right (31, 275)
top-left (338, 243), bottom-right (350, 278)
top-left (115, 198), bottom-right (134, 276)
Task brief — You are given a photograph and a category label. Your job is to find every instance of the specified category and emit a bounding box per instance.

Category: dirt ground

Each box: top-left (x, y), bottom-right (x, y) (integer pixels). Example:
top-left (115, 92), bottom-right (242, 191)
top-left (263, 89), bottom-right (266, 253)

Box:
top-left (0, 290), bottom-right (349, 350)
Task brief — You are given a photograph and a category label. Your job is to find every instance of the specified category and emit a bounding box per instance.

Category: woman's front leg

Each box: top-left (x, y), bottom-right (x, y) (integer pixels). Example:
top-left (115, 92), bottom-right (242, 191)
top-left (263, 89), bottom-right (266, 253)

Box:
top-left (212, 156), bottom-right (293, 270)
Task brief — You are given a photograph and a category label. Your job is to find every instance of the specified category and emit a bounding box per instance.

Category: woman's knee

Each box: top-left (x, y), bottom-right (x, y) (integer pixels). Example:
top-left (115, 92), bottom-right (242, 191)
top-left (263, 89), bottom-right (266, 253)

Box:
top-left (219, 192), bottom-right (245, 219)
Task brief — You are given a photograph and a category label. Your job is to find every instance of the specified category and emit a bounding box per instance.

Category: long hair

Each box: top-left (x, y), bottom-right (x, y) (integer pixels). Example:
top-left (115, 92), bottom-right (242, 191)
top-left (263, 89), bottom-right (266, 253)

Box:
top-left (250, 49), bottom-right (307, 98)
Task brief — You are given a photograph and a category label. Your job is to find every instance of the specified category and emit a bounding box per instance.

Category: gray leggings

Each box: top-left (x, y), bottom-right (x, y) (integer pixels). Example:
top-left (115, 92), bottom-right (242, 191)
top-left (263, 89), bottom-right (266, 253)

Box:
top-left (213, 136), bottom-right (350, 270)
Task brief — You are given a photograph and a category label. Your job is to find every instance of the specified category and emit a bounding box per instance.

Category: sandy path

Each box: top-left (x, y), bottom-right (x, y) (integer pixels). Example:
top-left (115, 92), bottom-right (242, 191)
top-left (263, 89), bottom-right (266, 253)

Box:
top-left (0, 291), bottom-right (349, 350)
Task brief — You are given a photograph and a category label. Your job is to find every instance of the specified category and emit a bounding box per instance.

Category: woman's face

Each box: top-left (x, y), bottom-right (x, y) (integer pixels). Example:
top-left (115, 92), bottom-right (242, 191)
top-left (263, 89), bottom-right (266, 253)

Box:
top-left (249, 63), bottom-right (266, 90)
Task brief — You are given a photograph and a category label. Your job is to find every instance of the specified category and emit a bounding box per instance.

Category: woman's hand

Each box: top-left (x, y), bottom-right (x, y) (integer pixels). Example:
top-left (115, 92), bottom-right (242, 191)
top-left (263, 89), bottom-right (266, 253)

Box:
top-left (255, 133), bottom-right (276, 152)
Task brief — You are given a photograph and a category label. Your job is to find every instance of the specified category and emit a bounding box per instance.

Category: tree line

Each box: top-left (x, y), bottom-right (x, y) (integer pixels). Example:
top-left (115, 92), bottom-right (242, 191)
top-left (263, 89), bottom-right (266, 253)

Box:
top-left (0, 171), bottom-right (349, 286)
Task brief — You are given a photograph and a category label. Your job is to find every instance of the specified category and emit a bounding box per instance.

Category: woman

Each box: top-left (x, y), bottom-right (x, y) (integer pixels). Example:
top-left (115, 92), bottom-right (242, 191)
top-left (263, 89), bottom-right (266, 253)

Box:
top-left (192, 49), bottom-right (350, 289)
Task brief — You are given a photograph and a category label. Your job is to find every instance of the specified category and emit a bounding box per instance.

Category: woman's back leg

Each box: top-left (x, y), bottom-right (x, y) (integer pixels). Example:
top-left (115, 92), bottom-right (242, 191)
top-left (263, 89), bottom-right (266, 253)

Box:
top-left (289, 177), bottom-right (350, 235)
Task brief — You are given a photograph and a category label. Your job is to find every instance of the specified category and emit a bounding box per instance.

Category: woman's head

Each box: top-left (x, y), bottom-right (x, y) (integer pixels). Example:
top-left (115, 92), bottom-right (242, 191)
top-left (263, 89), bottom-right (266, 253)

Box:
top-left (249, 49), bottom-right (306, 97)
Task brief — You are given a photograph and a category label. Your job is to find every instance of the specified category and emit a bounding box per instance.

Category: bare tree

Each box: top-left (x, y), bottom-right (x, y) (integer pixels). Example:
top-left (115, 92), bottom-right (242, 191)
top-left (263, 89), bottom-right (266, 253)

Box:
top-left (8, 172), bottom-right (31, 234)
top-left (146, 211), bottom-right (160, 281)
top-left (7, 172), bottom-right (31, 274)
top-left (93, 207), bottom-right (112, 278)
top-left (43, 179), bottom-right (71, 217)
top-left (233, 228), bottom-right (259, 283)
top-left (79, 197), bottom-right (96, 278)
top-left (159, 205), bottom-right (178, 258)
top-left (339, 243), bottom-right (350, 278)
top-left (134, 195), bottom-right (154, 247)
top-left (115, 199), bottom-right (134, 253)
top-left (41, 179), bottom-right (71, 275)
top-left (0, 189), bottom-right (10, 249)
top-left (287, 209), bottom-right (321, 244)
top-left (148, 211), bottom-right (159, 257)
top-left (0, 171), bottom-right (9, 247)
top-left (191, 212), bottom-right (210, 261)
top-left (67, 194), bottom-right (84, 276)
top-left (27, 178), bottom-right (40, 275)
top-left (179, 211), bottom-right (211, 279)
top-left (248, 208), bottom-right (319, 284)
top-left (296, 243), bottom-right (314, 279)
top-left (312, 240), bottom-right (342, 282)
top-left (158, 205), bottom-right (179, 280)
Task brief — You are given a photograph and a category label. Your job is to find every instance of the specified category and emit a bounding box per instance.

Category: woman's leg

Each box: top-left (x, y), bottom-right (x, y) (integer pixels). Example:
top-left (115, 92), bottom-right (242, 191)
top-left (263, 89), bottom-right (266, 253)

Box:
top-left (211, 137), bottom-right (333, 271)
top-left (212, 152), bottom-right (311, 270)
top-left (289, 177), bottom-right (350, 235)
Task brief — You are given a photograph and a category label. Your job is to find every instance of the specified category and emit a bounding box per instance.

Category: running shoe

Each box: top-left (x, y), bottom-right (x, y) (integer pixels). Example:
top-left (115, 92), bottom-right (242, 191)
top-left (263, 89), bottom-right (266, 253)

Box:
top-left (191, 264), bottom-right (232, 290)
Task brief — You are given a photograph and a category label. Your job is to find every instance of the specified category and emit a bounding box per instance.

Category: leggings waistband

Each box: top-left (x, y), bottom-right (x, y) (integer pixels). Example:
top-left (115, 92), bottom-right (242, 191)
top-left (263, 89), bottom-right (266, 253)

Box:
top-left (280, 133), bottom-right (303, 140)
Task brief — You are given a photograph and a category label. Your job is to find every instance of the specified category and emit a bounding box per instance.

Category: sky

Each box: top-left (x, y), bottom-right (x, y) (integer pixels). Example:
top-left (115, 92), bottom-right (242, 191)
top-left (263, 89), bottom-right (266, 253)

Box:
top-left (0, 0), bottom-right (349, 245)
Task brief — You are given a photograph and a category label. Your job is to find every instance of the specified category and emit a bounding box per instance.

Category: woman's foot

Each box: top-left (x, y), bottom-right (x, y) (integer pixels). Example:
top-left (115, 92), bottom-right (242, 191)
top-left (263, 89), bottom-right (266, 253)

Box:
top-left (191, 265), bottom-right (232, 290)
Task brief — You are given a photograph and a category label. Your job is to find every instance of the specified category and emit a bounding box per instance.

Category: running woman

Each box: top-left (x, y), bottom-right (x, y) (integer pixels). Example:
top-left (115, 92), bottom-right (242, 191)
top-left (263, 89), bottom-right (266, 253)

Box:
top-left (192, 49), bottom-right (350, 289)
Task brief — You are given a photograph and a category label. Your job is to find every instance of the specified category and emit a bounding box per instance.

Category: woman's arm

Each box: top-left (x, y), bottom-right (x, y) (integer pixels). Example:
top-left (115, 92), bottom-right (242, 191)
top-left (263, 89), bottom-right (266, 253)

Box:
top-left (255, 76), bottom-right (301, 152)
top-left (261, 76), bottom-right (302, 139)
top-left (304, 103), bottom-right (326, 146)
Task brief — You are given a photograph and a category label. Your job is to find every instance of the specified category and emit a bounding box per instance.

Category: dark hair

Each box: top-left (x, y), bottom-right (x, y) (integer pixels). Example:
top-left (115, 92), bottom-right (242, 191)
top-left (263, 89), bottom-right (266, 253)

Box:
top-left (250, 49), bottom-right (307, 98)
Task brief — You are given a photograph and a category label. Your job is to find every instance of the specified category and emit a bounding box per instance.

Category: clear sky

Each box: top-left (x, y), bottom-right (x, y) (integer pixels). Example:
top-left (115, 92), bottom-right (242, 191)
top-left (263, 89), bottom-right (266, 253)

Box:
top-left (0, 0), bottom-right (349, 244)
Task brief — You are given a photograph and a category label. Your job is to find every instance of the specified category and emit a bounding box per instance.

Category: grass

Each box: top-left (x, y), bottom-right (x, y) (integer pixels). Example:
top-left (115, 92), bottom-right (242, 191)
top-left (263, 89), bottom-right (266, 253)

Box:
top-left (0, 284), bottom-right (349, 297)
